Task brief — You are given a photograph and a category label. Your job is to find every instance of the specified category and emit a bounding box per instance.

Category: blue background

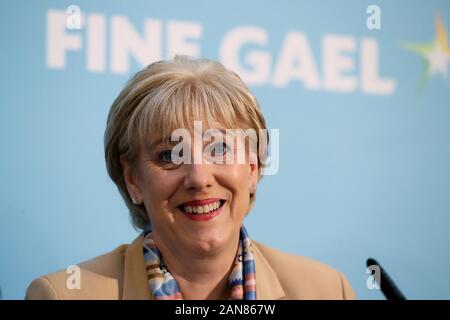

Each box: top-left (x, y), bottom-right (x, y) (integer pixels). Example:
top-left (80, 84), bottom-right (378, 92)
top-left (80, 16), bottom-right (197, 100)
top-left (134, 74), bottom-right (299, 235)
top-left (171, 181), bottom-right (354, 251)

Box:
top-left (1, 0), bottom-right (449, 299)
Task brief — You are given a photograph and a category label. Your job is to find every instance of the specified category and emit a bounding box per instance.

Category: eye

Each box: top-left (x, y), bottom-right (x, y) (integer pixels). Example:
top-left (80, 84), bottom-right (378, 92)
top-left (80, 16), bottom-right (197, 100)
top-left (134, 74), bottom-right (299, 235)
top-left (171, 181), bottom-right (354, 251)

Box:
top-left (157, 150), bottom-right (173, 163)
top-left (209, 142), bottom-right (230, 157)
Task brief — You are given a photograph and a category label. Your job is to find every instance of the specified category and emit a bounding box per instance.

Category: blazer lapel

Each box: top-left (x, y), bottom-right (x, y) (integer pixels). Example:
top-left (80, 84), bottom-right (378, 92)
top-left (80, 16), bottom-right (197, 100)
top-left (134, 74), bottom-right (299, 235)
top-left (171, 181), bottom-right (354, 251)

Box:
top-left (122, 234), bottom-right (152, 300)
top-left (252, 241), bottom-right (286, 300)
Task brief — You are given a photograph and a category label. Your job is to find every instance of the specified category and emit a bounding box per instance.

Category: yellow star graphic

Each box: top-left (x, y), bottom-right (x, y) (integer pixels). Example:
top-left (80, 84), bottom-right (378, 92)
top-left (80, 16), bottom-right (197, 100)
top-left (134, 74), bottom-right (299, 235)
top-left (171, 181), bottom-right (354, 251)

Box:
top-left (402, 13), bottom-right (450, 88)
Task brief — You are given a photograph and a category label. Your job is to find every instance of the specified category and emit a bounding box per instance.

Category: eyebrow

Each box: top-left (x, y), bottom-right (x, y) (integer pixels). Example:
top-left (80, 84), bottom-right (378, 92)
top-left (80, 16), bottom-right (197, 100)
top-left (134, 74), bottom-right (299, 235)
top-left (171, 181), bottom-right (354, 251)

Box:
top-left (145, 138), bottom-right (175, 151)
top-left (147, 128), bottom-right (230, 150)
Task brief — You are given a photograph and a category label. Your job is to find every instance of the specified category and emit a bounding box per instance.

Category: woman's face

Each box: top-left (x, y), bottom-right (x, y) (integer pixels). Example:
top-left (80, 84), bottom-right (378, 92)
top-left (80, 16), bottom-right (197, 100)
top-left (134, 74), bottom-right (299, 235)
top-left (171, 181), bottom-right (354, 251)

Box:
top-left (123, 124), bottom-right (259, 255)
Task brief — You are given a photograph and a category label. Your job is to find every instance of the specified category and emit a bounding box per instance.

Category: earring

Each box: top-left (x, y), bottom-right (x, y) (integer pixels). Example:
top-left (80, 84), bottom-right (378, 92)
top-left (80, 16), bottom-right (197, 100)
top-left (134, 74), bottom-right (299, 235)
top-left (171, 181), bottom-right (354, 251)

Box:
top-left (250, 185), bottom-right (256, 197)
top-left (131, 196), bottom-right (141, 205)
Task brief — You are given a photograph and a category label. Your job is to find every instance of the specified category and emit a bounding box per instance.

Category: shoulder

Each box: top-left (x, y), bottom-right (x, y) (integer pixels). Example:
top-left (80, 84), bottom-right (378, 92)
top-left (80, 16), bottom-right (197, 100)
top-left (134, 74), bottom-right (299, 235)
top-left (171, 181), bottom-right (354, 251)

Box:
top-left (252, 241), bottom-right (356, 300)
top-left (25, 244), bottom-right (129, 300)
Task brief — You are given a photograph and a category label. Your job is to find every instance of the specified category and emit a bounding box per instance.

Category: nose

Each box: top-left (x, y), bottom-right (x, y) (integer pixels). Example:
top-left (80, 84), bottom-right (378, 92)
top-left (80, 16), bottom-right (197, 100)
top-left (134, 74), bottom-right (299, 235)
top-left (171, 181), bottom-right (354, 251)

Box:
top-left (183, 163), bottom-right (214, 192)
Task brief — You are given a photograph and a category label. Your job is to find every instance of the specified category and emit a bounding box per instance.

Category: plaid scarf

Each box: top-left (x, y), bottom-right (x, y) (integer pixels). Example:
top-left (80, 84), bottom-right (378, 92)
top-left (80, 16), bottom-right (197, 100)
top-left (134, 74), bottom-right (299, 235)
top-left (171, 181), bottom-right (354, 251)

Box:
top-left (143, 225), bottom-right (257, 300)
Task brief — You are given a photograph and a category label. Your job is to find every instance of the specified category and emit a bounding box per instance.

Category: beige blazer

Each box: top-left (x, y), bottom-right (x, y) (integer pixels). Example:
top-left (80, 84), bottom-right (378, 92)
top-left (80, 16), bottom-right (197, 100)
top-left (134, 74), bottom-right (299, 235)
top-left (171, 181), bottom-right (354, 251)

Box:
top-left (25, 235), bottom-right (356, 300)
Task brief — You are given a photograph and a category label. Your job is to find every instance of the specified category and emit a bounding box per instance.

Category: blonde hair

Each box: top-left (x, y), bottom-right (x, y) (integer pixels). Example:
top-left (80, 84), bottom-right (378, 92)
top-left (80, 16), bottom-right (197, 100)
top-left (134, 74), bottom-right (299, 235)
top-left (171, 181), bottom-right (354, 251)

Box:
top-left (104, 55), bottom-right (268, 230)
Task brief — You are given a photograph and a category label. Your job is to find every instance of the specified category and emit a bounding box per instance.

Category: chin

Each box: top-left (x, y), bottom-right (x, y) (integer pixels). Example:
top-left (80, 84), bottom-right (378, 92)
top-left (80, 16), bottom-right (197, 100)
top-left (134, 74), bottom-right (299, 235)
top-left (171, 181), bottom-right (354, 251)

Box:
top-left (186, 230), bottom-right (231, 254)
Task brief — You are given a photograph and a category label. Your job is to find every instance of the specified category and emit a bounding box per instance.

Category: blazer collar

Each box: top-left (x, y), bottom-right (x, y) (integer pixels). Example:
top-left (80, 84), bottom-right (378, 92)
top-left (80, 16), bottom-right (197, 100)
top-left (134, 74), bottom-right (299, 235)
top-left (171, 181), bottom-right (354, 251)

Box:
top-left (251, 241), bottom-right (286, 300)
top-left (122, 235), bottom-right (286, 300)
top-left (122, 234), bottom-right (151, 300)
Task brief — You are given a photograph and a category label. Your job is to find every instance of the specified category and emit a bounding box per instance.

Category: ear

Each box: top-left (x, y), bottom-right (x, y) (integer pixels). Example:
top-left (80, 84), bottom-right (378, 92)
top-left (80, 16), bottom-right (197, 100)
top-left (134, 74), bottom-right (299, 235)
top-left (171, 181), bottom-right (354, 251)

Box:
top-left (120, 155), bottom-right (143, 204)
top-left (248, 152), bottom-right (259, 195)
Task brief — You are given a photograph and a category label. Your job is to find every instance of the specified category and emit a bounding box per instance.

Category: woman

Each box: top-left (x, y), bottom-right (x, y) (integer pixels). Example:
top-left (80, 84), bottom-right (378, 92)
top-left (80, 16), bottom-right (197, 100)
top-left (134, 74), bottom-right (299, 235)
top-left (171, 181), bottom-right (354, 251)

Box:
top-left (26, 56), bottom-right (355, 300)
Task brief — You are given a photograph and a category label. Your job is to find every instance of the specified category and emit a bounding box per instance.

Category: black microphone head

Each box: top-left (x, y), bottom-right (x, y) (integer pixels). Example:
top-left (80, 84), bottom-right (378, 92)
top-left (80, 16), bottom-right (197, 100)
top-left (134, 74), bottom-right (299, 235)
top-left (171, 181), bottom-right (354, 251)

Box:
top-left (367, 258), bottom-right (378, 267)
top-left (366, 257), bottom-right (406, 300)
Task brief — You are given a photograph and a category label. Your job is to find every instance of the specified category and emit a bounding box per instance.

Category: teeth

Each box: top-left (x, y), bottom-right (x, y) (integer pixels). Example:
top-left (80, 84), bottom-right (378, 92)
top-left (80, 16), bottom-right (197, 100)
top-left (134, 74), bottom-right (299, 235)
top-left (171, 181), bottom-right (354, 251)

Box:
top-left (183, 200), bottom-right (222, 215)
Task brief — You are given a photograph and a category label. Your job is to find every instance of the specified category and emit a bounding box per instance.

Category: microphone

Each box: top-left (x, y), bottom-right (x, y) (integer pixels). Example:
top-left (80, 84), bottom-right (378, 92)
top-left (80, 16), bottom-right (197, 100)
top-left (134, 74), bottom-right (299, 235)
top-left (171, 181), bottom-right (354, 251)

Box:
top-left (366, 258), bottom-right (406, 300)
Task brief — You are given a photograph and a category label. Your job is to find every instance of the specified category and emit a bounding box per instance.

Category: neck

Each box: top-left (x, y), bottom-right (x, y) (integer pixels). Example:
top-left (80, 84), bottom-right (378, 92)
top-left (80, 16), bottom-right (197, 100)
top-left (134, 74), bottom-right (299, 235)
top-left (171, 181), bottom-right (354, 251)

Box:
top-left (152, 232), bottom-right (240, 300)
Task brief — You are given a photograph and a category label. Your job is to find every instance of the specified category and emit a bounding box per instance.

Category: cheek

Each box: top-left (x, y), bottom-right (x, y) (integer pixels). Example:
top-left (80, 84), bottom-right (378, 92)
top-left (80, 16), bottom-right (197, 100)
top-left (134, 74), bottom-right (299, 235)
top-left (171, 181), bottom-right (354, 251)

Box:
top-left (219, 165), bottom-right (251, 198)
top-left (141, 168), bottom-right (181, 207)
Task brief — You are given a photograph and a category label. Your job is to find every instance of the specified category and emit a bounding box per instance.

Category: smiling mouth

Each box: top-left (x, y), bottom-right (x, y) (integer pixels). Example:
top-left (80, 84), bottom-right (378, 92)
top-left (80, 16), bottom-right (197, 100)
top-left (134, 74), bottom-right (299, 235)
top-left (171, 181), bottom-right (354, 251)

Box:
top-left (177, 199), bottom-right (226, 215)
